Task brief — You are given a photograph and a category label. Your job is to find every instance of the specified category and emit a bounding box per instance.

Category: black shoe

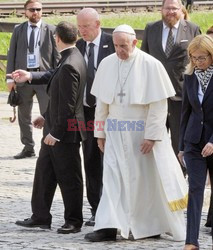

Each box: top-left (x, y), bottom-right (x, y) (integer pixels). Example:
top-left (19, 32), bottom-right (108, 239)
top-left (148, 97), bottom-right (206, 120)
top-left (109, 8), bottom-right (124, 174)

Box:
top-left (15, 218), bottom-right (51, 229)
top-left (85, 229), bottom-right (117, 242)
top-left (205, 221), bottom-right (211, 228)
top-left (145, 234), bottom-right (161, 239)
top-left (85, 215), bottom-right (95, 226)
top-left (57, 223), bottom-right (81, 234)
top-left (14, 149), bottom-right (35, 159)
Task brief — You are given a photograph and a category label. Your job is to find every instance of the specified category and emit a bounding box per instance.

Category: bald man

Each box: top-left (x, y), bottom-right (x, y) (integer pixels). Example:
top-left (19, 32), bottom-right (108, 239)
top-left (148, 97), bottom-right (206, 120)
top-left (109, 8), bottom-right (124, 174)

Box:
top-left (76, 8), bottom-right (115, 226)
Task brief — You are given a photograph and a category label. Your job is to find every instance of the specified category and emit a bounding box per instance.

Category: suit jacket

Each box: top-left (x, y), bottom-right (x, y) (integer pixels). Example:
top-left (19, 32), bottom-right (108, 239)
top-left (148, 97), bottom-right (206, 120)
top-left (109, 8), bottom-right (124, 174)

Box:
top-left (179, 74), bottom-right (213, 151)
top-left (31, 47), bottom-right (87, 143)
top-left (141, 19), bottom-right (200, 100)
top-left (76, 30), bottom-right (115, 70)
top-left (6, 21), bottom-right (60, 75)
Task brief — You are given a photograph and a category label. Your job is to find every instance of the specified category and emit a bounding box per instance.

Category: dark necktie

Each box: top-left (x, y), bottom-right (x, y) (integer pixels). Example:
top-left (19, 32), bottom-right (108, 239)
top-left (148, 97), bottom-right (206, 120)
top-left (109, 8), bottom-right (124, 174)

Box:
top-left (165, 28), bottom-right (174, 57)
top-left (86, 43), bottom-right (96, 107)
top-left (29, 25), bottom-right (36, 53)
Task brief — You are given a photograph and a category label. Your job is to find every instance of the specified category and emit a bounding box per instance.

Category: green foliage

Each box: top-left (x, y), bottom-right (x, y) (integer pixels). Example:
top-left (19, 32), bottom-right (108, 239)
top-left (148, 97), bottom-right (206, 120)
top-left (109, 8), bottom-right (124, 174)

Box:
top-left (0, 11), bottom-right (212, 91)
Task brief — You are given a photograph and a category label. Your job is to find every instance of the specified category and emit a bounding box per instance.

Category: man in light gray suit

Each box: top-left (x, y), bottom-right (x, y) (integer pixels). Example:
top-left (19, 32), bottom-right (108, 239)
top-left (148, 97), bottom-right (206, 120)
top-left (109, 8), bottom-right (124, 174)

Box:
top-left (141, 0), bottom-right (200, 175)
top-left (6, 0), bottom-right (60, 159)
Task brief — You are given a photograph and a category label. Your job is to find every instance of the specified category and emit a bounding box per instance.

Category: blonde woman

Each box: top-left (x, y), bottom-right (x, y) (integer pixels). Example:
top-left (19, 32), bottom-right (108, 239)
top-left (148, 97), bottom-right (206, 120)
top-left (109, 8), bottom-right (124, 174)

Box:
top-left (178, 34), bottom-right (213, 250)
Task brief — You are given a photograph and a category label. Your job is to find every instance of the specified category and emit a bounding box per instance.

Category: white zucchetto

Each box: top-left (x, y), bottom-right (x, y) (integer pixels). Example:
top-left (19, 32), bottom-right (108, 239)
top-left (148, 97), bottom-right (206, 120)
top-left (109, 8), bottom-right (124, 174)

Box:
top-left (113, 24), bottom-right (136, 35)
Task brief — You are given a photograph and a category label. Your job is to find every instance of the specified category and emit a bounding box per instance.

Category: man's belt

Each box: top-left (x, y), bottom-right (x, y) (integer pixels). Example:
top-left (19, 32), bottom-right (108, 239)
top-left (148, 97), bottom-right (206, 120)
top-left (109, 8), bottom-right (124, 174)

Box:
top-left (27, 67), bottom-right (40, 72)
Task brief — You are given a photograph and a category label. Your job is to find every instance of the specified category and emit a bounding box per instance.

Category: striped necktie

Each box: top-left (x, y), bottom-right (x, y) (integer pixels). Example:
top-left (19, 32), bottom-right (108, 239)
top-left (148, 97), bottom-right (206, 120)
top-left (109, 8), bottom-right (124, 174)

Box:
top-left (165, 28), bottom-right (174, 57)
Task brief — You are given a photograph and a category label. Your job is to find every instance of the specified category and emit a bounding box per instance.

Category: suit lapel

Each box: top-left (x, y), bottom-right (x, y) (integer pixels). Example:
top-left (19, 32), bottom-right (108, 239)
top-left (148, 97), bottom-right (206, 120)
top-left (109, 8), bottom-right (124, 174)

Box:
top-left (156, 21), bottom-right (167, 58)
top-left (97, 31), bottom-right (110, 67)
top-left (202, 77), bottom-right (213, 104)
top-left (175, 20), bottom-right (187, 44)
top-left (39, 22), bottom-right (47, 51)
top-left (190, 76), bottom-right (201, 107)
top-left (77, 40), bottom-right (86, 57)
top-left (23, 22), bottom-right (28, 52)
top-left (170, 20), bottom-right (187, 56)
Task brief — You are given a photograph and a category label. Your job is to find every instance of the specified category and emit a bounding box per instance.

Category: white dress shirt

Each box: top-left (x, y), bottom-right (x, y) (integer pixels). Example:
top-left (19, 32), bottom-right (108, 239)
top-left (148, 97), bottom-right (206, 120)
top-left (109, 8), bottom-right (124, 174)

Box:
top-left (83, 31), bottom-right (102, 107)
top-left (27, 19), bottom-right (42, 68)
top-left (162, 21), bottom-right (180, 52)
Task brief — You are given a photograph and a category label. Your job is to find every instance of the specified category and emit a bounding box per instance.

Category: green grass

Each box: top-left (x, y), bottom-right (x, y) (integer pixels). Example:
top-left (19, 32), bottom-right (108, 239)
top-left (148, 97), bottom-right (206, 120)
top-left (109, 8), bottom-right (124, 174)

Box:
top-left (0, 11), bottom-right (213, 91)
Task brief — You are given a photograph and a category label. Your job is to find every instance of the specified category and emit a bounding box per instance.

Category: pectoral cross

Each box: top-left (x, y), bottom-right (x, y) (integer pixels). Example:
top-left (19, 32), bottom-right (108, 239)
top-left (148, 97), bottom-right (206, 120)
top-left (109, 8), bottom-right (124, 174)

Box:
top-left (117, 88), bottom-right (126, 103)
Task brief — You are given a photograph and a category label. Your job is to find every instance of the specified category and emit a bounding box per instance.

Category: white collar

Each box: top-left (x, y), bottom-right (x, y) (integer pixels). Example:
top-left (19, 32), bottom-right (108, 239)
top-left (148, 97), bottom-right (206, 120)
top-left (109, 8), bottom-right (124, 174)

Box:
top-left (163, 20), bottom-right (180, 30)
top-left (59, 45), bottom-right (75, 53)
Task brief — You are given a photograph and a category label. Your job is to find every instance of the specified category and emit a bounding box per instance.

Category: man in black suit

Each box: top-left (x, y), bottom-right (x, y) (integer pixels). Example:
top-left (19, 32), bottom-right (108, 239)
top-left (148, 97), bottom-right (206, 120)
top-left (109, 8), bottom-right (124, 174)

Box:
top-left (10, 21), bottom-right (87, 234)
top-left (76, 8), bottom-right (115, 226)
top-left (141, 0), bottom-right (200, 174)
top-left (6, 0), bottom-right (60, 159)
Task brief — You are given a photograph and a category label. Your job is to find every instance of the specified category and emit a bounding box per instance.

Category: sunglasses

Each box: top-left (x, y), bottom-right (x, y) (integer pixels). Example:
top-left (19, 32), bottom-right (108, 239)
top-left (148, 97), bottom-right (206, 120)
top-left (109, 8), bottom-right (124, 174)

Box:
top-left (27, 8), bottom-right (42, 12)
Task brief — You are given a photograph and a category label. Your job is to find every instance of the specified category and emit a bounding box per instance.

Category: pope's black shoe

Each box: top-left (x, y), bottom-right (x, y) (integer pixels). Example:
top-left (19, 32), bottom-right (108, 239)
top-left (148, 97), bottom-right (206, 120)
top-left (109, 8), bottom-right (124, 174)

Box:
top-left (85, 229), bottom-right (117, 242)
top-left (57, 223), bottom-right (81, 234)
top-left (205, 221), bottom-right (211, 227)
top-left (14, 149), bottom-right (35, 159)
top-left (85, 215), bottom-right (95, 226)
top-left (15, 218), bottom-right (51, 229)
top-left (145, 234), bottom-right (161, 239)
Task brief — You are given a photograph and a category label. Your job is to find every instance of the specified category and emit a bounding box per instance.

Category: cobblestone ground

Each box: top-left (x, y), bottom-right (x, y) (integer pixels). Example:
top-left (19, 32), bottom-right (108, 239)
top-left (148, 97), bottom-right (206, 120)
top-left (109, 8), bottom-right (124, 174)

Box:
top-left (0, 92), bottom-right (212, 250)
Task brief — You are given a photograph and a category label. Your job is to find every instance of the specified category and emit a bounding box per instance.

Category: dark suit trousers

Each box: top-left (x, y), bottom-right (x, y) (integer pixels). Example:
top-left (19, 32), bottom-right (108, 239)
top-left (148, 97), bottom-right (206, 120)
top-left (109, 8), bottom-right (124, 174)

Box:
top-left (167, 99), bottom-right (186, 175)
top-left (167, 99), bottom-right (182, 156)
top-left (31, 140), bottom-right (83, 227)
top-left (206, 189), bottom-right (213, 226)
top-left (17, 84), bottom-right (48, 151)
top-left (82, 106), bottom-right (103, 215)
top-left (206, 158), bottom-right (213, 226)
top-left (184, 140), bottom-right (213, 246)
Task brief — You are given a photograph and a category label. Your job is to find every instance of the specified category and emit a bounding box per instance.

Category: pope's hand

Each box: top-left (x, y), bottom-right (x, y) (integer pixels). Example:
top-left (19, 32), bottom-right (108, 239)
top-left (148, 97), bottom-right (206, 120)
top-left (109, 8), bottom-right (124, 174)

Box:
top-left (97, 138), bottom-right (105, 153)
top-left (32, 115), bottom-right (45, 129)
top-left (7, 70), bottom-right (31, 83)
top-left (178, 151), bottom-right (185, 166)
top-left (141, 139), bottom-right (155, 154)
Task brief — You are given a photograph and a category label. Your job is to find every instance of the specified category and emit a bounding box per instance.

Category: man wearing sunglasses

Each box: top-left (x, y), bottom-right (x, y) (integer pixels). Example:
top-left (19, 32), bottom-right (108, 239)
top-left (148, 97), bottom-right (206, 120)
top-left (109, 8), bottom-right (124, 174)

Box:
top-left (6, 0), bottom-right (60, 159)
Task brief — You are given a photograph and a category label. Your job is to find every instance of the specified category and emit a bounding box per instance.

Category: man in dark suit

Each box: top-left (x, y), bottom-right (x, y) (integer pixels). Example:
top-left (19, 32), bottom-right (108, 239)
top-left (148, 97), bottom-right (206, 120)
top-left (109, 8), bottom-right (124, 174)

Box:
top-left (76, 8), bottom-right (115, 226)
top-left (141, 0), bottom-right (200, 174)
top-left (6, 0), bottom-right (60, 159)
top-left (10, 21), bottom-right (87, 234)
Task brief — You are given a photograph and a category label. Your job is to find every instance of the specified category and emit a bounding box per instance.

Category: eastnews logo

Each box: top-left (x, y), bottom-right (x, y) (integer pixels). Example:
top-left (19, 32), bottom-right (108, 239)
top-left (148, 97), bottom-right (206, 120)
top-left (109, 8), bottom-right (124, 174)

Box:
top-left (67, 119), bottom-right (144, 131)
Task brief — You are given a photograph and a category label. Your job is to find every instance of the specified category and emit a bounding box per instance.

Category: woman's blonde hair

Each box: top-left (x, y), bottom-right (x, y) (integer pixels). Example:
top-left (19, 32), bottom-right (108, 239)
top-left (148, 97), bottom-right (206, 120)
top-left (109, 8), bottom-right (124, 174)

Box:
top-left (185, 34), bottom-right (213, 75)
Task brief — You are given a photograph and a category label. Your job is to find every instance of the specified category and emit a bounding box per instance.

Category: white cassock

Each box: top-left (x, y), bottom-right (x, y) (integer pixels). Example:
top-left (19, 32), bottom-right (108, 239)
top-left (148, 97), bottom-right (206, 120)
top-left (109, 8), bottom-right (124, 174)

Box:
top-left (91, 48), bottom-right (187, 241)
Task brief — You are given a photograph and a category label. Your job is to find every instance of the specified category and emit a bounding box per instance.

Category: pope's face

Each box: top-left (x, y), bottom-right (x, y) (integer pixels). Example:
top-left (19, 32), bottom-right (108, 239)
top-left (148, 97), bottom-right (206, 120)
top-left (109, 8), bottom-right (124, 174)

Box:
top-left (113, 32), bottom-right (137, 60)
top-left (25, 2), bottom-right (42, 24)
top-left (161, 0), bottom-right (182, 27)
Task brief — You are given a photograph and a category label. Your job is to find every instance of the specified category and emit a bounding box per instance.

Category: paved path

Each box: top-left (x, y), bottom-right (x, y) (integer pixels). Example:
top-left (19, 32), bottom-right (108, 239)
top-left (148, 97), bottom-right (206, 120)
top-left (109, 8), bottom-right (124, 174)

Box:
top-left (0, 91), bottom-right (212, 249)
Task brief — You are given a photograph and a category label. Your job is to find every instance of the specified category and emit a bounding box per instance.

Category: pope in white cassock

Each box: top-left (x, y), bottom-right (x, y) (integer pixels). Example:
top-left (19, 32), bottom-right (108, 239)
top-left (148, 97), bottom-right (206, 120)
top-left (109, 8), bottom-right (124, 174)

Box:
top-left (85, 24), bottom-right (188, 243)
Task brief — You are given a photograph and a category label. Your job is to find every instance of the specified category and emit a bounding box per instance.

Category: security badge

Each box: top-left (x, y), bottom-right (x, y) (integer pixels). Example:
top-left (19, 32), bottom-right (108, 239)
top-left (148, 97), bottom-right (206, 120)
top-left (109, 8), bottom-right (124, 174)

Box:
top-left (27, 53), bottom-right (38, 68)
